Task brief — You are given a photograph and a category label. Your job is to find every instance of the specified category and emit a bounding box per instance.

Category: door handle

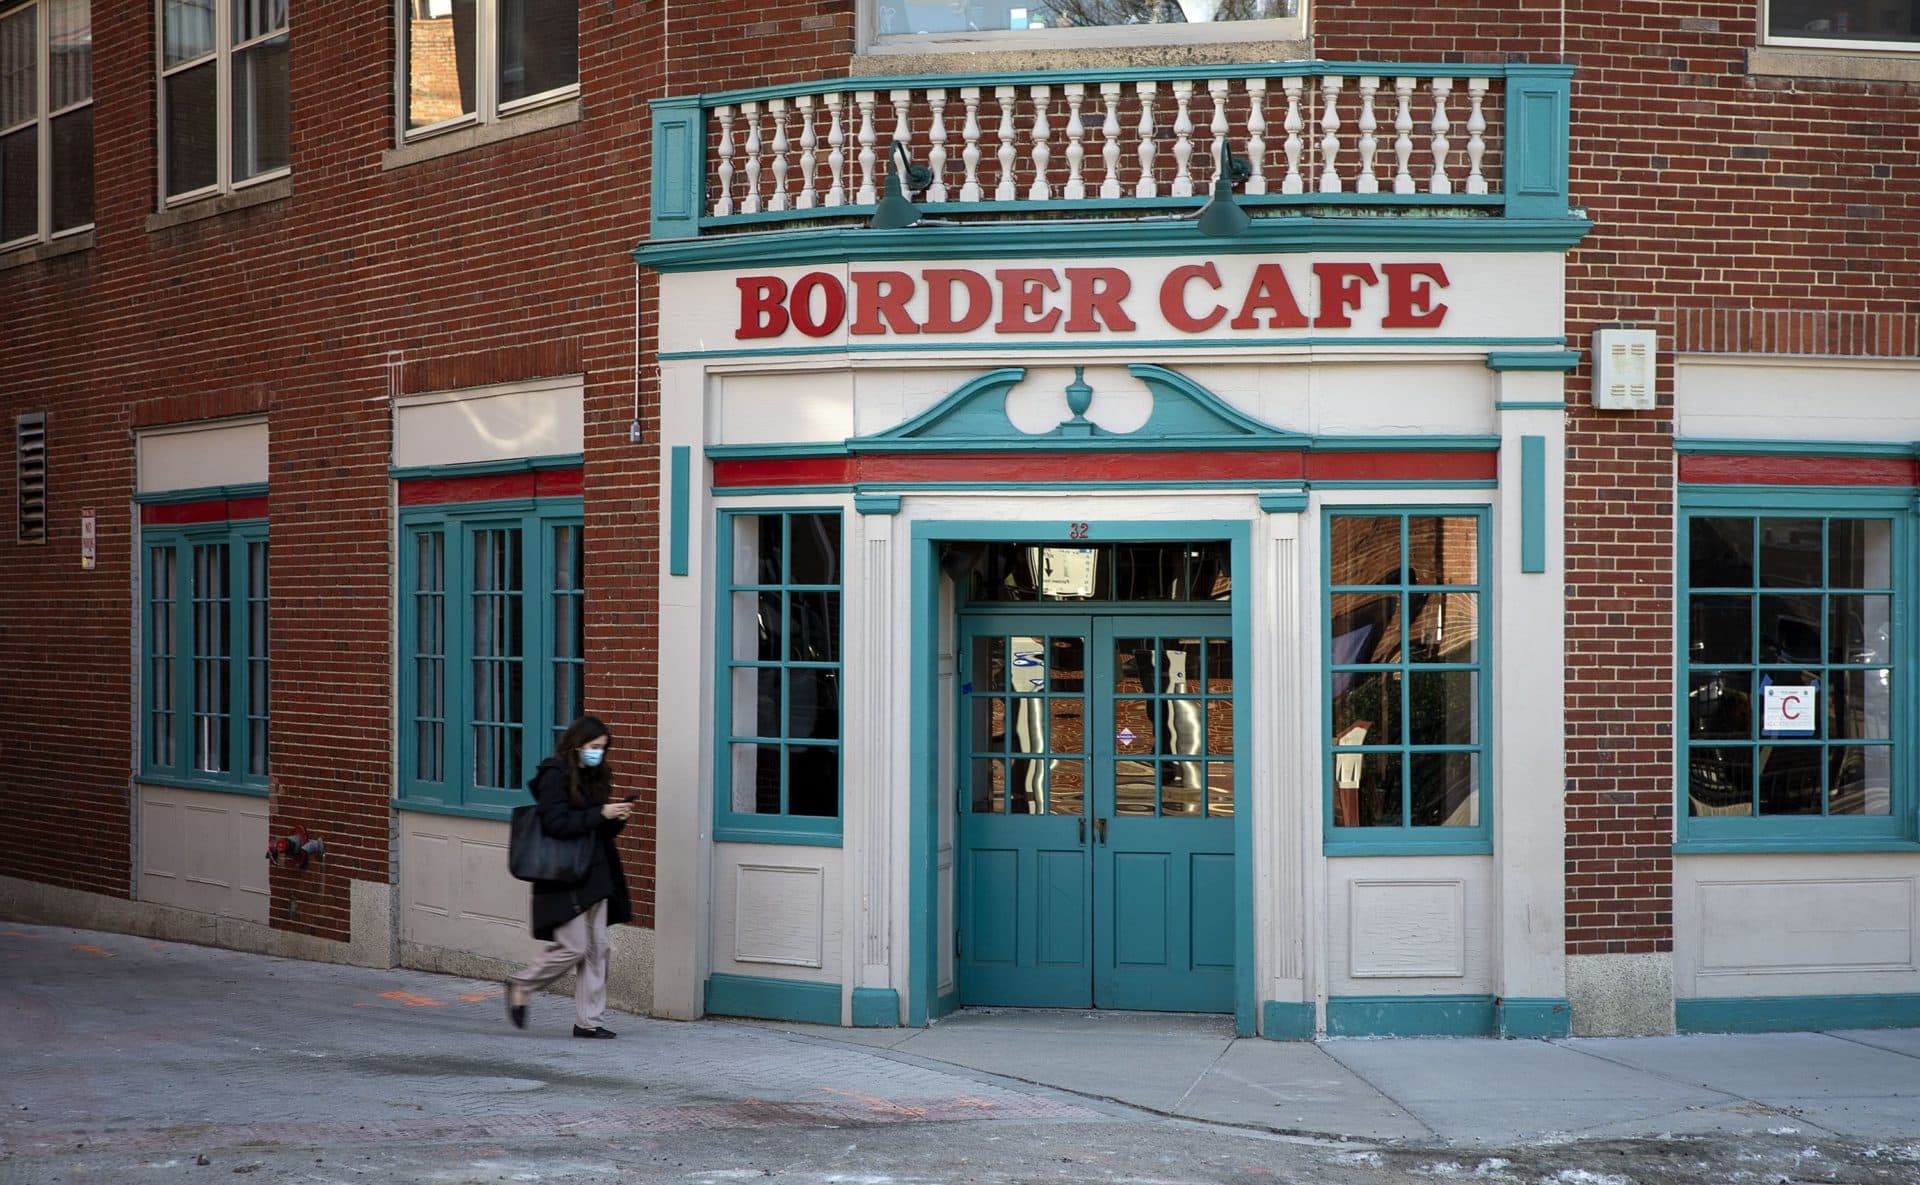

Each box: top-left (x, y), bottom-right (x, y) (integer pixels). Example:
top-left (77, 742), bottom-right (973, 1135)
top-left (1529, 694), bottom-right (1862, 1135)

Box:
top-left (1078, 816), bottom-right (1086, 845)
top-left (1096, 817), bottom-right (1108, 845)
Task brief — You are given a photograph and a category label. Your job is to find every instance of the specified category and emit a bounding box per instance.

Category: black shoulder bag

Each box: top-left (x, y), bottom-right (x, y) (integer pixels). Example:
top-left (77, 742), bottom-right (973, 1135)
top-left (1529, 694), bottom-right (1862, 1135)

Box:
top-left (507, 794), bottom-right (594, 884)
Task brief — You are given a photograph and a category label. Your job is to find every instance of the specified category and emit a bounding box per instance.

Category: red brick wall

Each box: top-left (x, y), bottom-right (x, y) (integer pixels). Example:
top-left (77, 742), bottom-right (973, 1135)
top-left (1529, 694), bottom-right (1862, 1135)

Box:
top-left (0, 2), bottom-right (665, 939)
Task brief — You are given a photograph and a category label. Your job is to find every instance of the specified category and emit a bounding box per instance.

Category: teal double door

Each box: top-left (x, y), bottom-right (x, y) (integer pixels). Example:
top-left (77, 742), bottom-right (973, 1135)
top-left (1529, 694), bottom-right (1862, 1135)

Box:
top-left (956, 613), bottom-right (1237, 1012)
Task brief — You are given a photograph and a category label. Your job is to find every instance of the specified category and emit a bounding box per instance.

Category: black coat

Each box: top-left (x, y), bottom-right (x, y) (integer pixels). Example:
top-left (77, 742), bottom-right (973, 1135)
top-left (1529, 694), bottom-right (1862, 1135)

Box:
top-left (525, 759), bottom-right (632, 941)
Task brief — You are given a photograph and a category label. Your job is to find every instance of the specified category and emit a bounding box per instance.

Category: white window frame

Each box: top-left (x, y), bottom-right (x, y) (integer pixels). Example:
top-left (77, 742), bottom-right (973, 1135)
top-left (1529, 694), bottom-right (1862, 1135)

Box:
top-left (1761, 1), bottom-right (1919, 53)
top-left (155, 0), bottom-right (290, 208)
top-left (858, 0), bottom-right (1307, 56)
top-left (0, 0), bottom-right (93, 250)
top-left (396, 0), bottom-right (580, 144)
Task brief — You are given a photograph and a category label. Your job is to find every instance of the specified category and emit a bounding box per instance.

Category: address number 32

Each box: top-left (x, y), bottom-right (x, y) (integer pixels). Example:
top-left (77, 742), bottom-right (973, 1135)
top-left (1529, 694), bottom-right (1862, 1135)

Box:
top-left (1067, 522), bottom-right (1090, 540)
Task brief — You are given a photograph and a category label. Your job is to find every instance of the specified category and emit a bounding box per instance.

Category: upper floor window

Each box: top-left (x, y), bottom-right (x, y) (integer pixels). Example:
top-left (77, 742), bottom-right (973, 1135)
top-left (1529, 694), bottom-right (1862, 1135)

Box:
top-left (402, 0), bottom-right (578, 140)
top-left (1680, 498), bottom-right (1909, 848)
top-left (1325, 509), bottom-right (1491, 852)
top-left (0, 0), bottom-right (92, 249)
top-left (159, 0), bottom-right (289, 204)
top-left (1766, 2), bottom-right (1918, 50)
top-left (863, 0), bottom-right (1304, 53)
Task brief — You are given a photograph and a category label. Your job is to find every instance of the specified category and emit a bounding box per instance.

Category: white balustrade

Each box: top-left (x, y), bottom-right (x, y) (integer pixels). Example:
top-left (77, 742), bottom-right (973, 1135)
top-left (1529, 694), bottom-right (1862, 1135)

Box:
top-left (795, 95), bottom-right (817, 210)
top-left (741, 100), bottom-right (763, 214)
top-left (1429, 77), bottom-right (1453, 195)
top-left (696, 68), bottom-right (1512, 222)
top-left (768, 98), bottom-right (790, 212)
top-left (1028, 85), bottom-right (1053, 201)
top-left (1170, 79), bottom-right (1195, 198)
top-left (927, 89), bottom-right (949, 203)
top-left (1063, 84), bottom-right (1086, 201)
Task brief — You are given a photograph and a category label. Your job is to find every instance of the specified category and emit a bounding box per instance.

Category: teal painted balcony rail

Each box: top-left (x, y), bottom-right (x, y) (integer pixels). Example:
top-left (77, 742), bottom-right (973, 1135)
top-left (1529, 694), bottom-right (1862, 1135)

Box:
top-left (649, 62), bottom-right (1572, 241)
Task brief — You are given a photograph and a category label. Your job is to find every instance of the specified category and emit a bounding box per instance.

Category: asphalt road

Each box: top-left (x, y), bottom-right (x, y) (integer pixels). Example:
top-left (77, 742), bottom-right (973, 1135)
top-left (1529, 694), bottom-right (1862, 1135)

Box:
top-left (3, 924), bottom-right (1918, 1184)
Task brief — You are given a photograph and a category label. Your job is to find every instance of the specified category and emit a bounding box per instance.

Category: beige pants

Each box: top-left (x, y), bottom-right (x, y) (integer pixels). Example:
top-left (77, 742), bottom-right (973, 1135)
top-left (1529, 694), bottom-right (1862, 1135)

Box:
top-left (510, 899), bottom-right (608, 1029)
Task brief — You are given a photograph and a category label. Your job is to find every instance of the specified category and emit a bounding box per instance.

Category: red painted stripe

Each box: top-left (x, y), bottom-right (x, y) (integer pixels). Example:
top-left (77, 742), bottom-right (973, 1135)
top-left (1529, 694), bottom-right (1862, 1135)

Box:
top-left (398, 471), bottom-right (544, 506)
top-left (226, 496), bottom-right (269, 520)
top-left (142, 500), bottom-right (230, 525)
top-left (712, 457), bottom-right (859, 487)
top-left (536, 468), bottom-right (584, 497)
top-left (1306, 451), bottom-right (1499, 482)
top-left (1678, 455), bottom-right (1920, 486)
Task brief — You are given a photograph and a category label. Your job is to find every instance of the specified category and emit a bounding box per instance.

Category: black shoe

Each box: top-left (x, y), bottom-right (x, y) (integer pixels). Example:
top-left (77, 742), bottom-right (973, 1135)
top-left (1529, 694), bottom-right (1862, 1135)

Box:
top-left (505, 982), bottom-right (527, 1030)
top-left (572, 1025), bottom-right (616, 1039)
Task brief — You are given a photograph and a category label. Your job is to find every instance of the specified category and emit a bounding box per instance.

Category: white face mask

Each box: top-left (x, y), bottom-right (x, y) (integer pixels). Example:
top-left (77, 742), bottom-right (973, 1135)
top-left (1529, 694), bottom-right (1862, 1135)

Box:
top-left (579, 747), bottom-right (606, 768)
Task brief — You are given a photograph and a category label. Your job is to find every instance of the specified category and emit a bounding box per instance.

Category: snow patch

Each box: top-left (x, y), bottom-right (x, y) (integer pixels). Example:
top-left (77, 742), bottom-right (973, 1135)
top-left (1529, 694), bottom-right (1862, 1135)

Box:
top-left (1413, 1162), bottom-right (1465, 1176)
top-left (1337, 1151), bottom-right (1384, 1167)
top-left (1544, 1172), bottom-right (1630, 1185)
top-left (1765, 1126), bottom-right (1798, 1135)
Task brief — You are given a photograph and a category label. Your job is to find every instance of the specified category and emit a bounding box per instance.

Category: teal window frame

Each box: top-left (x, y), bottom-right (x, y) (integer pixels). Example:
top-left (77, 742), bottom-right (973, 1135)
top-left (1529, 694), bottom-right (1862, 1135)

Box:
top-left (1323, 506), bottom-right (1494, 855)
top-left (1677, 488), bottom-right (1914, 852)
top-left (397, 495), bottom-right (586, 817)
top-left (714, 508), bottom-right (844, 846)
top-left (141, 519), bottom-right (269, 794)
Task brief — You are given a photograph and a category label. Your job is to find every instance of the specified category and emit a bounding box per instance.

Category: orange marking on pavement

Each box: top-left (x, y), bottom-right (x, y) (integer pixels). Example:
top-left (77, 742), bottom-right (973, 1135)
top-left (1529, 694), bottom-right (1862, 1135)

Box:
top-left (818, 1086), bottom-right (926, 1118)
top-left (352, 1002), bottom-right (371, 1007)
top-left (71, 944), bottom-right (116, 957)
top-left (378, 991), bottom-right (447, 1007)
top-left (456, 991), bottom-right (501, 1002)
top-left (3, 930), bottom-right (41, 939)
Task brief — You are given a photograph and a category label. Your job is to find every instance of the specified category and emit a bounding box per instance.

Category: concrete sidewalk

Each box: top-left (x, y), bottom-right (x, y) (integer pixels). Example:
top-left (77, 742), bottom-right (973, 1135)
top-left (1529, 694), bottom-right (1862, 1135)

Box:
top-left (732, 1007), bottom-right (1920, 1147)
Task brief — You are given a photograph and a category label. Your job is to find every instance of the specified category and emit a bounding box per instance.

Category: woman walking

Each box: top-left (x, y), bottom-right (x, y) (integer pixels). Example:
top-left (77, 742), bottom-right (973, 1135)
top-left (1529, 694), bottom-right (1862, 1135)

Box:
top-left (505, 715), bottom-right (633, 1038)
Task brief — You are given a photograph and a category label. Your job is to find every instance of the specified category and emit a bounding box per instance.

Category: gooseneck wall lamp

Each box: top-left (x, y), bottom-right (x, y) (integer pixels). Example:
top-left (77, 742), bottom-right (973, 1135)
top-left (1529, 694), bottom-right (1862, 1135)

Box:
top-left (870, 140), bottom-right (933, 230)
top-left (1196, 147), bottom-right (1253, 238)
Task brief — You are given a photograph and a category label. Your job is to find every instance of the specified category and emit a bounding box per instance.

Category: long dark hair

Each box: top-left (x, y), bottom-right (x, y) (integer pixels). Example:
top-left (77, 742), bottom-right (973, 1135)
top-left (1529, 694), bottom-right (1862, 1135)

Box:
top-left (552, 715), bottom-right (614, 809)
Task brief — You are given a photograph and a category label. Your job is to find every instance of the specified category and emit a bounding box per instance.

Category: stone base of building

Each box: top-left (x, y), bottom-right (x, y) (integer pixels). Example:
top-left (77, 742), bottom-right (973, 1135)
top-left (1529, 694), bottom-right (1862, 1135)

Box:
top-left (1567, 952), bottom-right (1675, 1036)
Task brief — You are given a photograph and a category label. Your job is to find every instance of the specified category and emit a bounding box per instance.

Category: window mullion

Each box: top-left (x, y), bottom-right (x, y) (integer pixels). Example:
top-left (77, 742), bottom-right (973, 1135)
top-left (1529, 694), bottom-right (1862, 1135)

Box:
top-left (172, 538), bottom-right (195, 781)
top-left (215, 0), bottom-right (231, 191)
top-left (477, 0), bottom-right (497, 123)
top-left (36, 0), bottom-right (49, 241)
top-left (226, 531), bottom-right (249, 784)
top-left (450, 524), bottom-right (475, 806)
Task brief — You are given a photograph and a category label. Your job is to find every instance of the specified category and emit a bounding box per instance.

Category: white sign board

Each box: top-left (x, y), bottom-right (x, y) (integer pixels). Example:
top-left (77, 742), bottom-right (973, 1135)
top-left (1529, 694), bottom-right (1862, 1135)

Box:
top-left (1762, 684), bottom-right (1817, 734)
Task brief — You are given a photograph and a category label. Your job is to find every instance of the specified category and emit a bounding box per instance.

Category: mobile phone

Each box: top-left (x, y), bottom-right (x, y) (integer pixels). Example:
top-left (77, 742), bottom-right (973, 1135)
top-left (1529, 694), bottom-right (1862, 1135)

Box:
top-left (620, 795), bottom-right (639, 803)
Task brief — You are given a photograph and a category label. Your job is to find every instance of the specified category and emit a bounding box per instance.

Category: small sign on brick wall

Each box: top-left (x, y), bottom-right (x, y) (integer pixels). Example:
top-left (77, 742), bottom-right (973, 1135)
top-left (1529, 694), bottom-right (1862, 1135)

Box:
top-left (79, 507), bottom-right (95, 570)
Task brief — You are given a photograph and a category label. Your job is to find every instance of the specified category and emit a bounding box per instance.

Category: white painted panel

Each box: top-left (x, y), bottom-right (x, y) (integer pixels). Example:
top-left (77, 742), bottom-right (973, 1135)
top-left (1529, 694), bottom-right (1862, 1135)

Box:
top-left (734, 864), bottom-right (826, 968)
top-left (1348, 879), bottom-right (1467, 978)
top-left (1698, 878), bottom-right (1915, 975)
top-left (714, 369), bottom-right (855, 445)
top-left (135, 785), bottom-right (268, 924)
top-left (136, 419), bottom-right (268, 493)
top-left (1326, 855), bottom-right (1493, 994)
top-left (1307, 362), bottom-right (1492, 436)
top-left (709, 844), bottom-right (843, 980)
top-left (1676, 357), bottom-right (1920, 442)
top-left (394, 377), bottom-right (583, 468)
top-left (458, 836), bottom-right (525, 928)
top-left (1676, 854), bottom-right (1920, 997)
top-left (398, 814), bottom-right (531, 962)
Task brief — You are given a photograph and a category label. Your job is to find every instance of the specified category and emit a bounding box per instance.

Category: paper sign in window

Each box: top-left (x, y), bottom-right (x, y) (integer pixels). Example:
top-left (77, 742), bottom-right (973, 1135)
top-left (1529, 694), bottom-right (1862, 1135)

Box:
top-left (1762, 683), bottom-right (1817, 734)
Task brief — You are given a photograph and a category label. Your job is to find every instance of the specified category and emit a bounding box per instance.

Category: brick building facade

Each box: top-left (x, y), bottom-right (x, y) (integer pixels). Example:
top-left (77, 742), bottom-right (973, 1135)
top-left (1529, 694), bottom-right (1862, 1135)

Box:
top-left (3, 1), bottom-right (1917, 1035)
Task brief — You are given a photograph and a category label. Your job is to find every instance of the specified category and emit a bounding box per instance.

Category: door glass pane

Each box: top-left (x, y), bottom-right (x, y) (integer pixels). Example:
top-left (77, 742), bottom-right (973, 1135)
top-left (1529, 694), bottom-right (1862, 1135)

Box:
top-left (1330, 592), bottom-right (1401, 665)
top-left (787, 512), bottom-right (839, 585)
top-left (973, 634), bottom-right (1007, 692)
top-left (788, 667), bottom-right (838, 741)
top-left (1333, 670), bottom-right (1401, 746)
top-left (787, 745), bottom-right (837, 817)
top-left (1048, 759), bottom-right (1083, 816)
top-left (971, 757), bottom-right (1005, 813)
top-left (407, 0), bottom-right (474, 129)
top-left (1690, 595), bottom-right (1752, 664)
top-left (1690, 516), bottom-right (1754, 587)
top-left (733, 590), bottom-right (779, 660)
top-left (1203, 695), bottom-right (1232, 757)
top-left (1829, 594), bottom-right (1891, 664)
top-left (1008, 635), bottom-right (1047, 693)
top-left (1048, 635), bottom-right (1085, 692)
top-left (1113, 758), bottom-right (1155, 817)
top-left (1188, 542), bottom-right (1232, 600)
top-left (1408, 591), bottom-right (1477, 663)
top-left (1758, 595), bottom-right (1821, 664)
top-left (730, 742), bottom-right (780, 814)
top-left (1048, 694), bottom-right (1083, 755)
top-left (1008, 750), bottom-right (1046, 814)
top-left (1329, 516), bottom-right (1400, 586)
top-left (788, 591), bottom-right (838, 661)
top-left (1160, 756), bottom-right (1204, 816)
top-left (1113, 697), bottom-right (1149, 754)
top-left (1828, 668), bottom-right (1891, 740)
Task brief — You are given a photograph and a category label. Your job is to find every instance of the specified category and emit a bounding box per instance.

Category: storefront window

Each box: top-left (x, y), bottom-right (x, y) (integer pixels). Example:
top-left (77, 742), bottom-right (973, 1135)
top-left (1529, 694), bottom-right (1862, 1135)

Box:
top-left (717, 510), bottom-right (844, 843)
top-left (1325, 509), bottom-right (1489, 850)
top-left (1680, 503), bottom-right (1907, 846)
top-left (1766, 2), bottom-right (1918, 50)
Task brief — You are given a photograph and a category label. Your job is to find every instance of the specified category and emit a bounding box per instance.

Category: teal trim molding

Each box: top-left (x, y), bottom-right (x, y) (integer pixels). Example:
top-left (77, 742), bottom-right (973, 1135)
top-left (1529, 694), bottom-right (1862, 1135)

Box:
top-left (1677, 993), bottom-right (1920, 1034)
top-left (136, 775), bottom-right (270, 799)
top-left (636, 218), bottom-right (1592, 272)
top-left (1327, 994), bottom-right (1496, 1037)
top-left (1496, 997), bottom-right (1571, 1038)
top-left (669, 446), bottom-right (690, 577)
top-left (663, 337), bottom-right (1568, 364)
top-left (850, 987), bottom-right (901, 1027)
top-left (854, 493), bottom-right (902, 515)
top-left (394, 798), bottom-right (509, 823)
top-left (133, 482), bottom-right (269, 505)
top-left (1673, 438), bottom-right (1920, 458)
top-left (1520, 435), bottom-right (1546, 573)
top-left (705, 973), bottom-right (843, 1025)
top-left (1495, 401), bottom-right (1566, 411)
top-left (1486, 350), bottom-right (1581, 372)
top-left (1259, 490), bottom-right (1309, 514)
top-left (1261, 1000), bottom-right (1315, 1041)
top-left (389, 453), bottom-right (584, 481)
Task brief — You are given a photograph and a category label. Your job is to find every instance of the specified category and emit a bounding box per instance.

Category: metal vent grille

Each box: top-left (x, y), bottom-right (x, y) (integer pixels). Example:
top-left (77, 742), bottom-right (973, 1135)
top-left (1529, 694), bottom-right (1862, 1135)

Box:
top-left (16, 412), bottom-right (47, 545)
